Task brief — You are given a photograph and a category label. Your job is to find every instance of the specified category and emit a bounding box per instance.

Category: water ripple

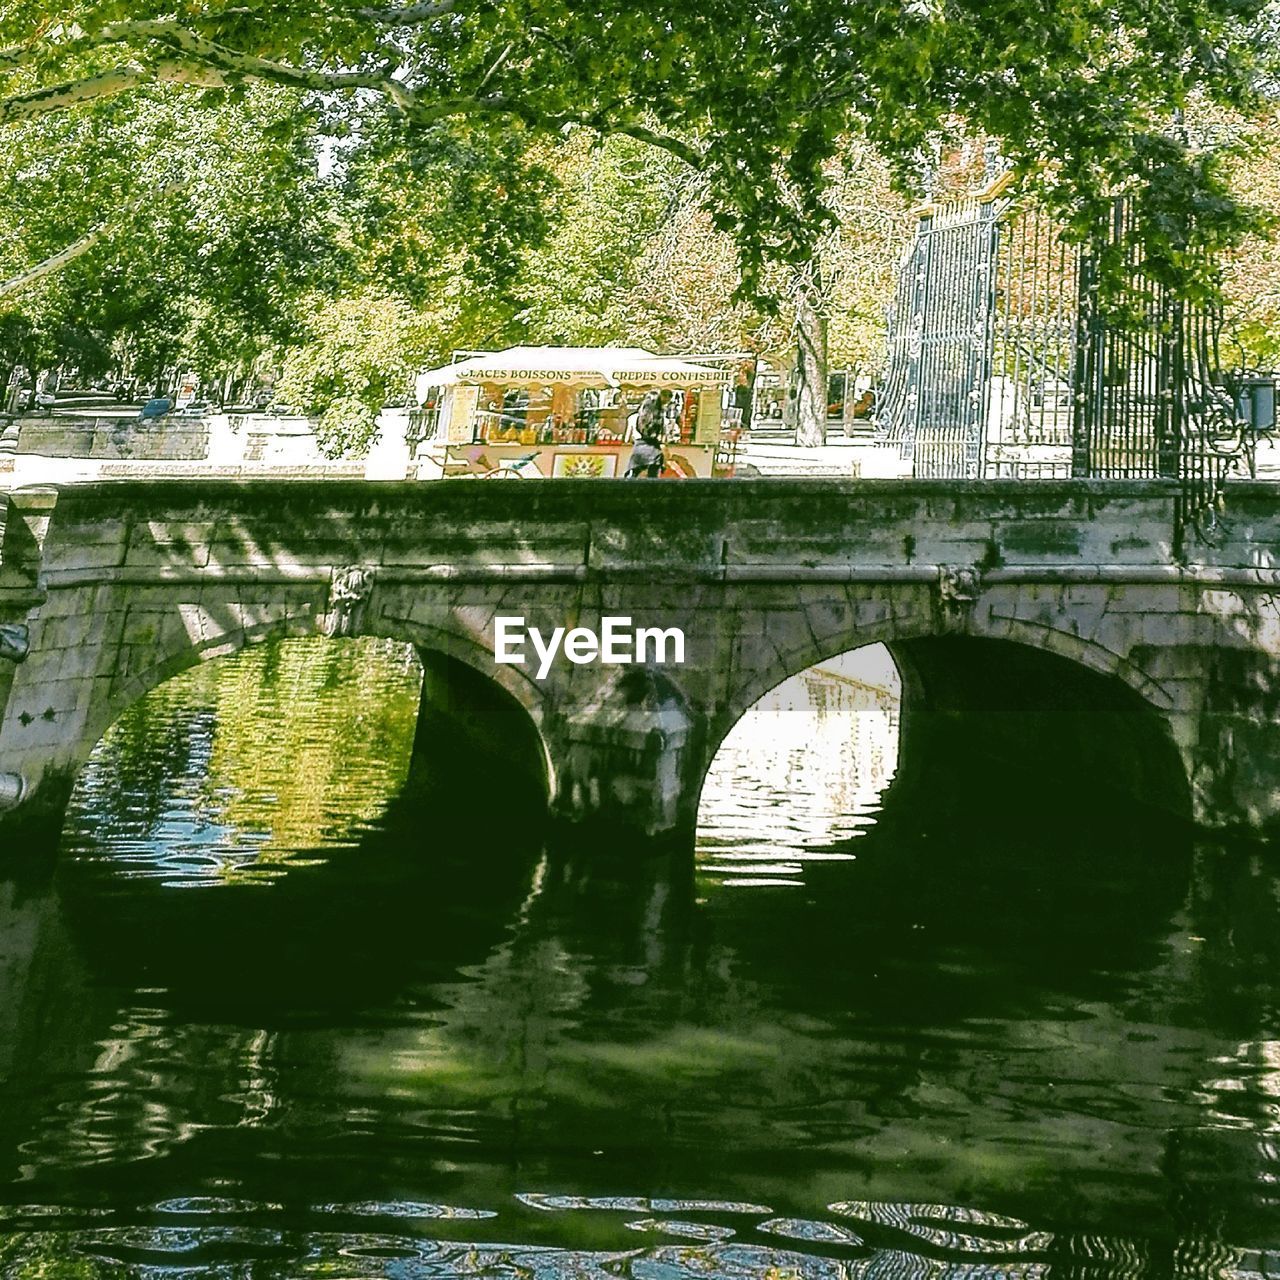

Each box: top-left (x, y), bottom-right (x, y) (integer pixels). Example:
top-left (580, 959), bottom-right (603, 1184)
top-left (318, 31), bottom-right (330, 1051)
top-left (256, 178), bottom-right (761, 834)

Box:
top-left (758, 1218), bottom-right (865, 1247)
top-left (518, 1196), bottom-right (774, 1216)
top-left (828, 1201), bottom-right (1052, 1256)
top-left (625, 1219), bottom-right (738, 1242)
top-left (317, 1200), bottom-right (499, 1220)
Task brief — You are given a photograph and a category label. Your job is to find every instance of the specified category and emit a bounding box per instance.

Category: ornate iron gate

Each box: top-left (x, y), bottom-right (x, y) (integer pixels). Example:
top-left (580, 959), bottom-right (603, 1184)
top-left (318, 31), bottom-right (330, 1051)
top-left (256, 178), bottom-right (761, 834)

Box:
top-left (1070, 198), bottom-right (1256, 524)
top-left (986, 200), bottom-right (1078, 479)
top-left (877, 181), bottom-right (1262, 530)
top-left (879, 196), bottom-right (1000, 479)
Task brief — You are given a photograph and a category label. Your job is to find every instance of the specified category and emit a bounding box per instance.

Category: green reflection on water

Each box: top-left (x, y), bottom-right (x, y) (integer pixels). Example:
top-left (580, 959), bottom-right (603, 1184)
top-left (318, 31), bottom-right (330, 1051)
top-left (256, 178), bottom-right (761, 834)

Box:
top-left (0, 636), bottom-right (1276, 1277)
top-left (66, 638), bottom-right (423, 883)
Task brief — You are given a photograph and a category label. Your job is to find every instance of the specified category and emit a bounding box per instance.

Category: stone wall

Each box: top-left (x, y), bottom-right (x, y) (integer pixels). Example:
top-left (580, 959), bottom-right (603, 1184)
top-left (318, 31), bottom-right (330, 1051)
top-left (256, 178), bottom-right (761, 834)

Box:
top-left (16, 417), bottom-right (209, 460)
top-left (11, 408), bottom-right (415, 479)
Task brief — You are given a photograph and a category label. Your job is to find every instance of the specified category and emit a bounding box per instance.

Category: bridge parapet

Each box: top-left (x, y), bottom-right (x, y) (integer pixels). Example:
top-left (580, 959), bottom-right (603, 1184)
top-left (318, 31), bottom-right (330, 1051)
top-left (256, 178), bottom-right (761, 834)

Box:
top-left (11, 477), bottom-right (1280, 580)
top-left (22, 476), bottom-right (1280, 578)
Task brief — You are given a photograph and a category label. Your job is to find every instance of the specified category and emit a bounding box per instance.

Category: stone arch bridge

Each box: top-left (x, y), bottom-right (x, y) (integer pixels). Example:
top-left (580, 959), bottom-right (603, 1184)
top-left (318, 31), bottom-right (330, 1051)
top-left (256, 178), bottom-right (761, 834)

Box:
top-left (1, 478), bottom-right (1278, 849)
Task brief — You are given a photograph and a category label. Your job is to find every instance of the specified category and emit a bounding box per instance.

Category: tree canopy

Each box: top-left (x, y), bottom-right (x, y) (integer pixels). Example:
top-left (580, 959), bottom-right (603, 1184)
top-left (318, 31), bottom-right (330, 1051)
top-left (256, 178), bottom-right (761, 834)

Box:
top-left (2, 0), bottom-right (1275, 298)
top-left (0, 81), bottom-right (329, 396)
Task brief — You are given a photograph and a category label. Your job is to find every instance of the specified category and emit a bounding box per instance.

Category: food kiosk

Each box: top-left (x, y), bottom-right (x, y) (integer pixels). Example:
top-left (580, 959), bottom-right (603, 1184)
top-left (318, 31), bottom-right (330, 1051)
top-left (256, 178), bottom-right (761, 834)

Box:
top-left (412, 346), bottom-right (739, 478)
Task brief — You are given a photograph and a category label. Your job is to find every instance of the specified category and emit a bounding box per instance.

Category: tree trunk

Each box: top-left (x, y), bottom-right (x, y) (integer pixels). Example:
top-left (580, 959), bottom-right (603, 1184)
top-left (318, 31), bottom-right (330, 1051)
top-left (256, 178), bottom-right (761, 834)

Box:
top-left (794, 274), bottom-right (828, 448)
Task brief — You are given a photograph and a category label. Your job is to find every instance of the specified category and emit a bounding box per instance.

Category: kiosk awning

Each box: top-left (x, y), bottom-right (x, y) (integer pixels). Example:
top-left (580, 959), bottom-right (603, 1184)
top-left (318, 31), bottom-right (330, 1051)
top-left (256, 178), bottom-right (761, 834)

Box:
top-left (416, 346), bottom-right (733, 402)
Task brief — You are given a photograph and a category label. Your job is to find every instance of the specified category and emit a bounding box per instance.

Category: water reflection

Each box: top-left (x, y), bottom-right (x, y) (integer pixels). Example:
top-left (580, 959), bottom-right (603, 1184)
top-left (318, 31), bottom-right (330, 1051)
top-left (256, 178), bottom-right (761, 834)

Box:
top-left (64, 637), bottom-right (423, 885)
top-left (698, 647), bottom-right (900, 885)
top-left (0, 637), bottom-right (1277, 1275)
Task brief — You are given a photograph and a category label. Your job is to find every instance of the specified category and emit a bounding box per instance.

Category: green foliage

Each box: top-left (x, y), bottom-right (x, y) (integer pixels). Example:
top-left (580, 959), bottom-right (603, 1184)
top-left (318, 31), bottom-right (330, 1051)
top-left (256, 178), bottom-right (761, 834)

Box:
top-left (0, 83), bottom-right (330, 388)
top-left (2, 0), bottom-right (1278, 445)
top-left (336, 113), bottom-right (558, 303)
top-left (518, 137), bottom-right (911, 375)
top-left (1218, 105), bottom-right (1280, 366)
top-left (274, 289), bottom-right (446, 455)
top-left (2, 0), bottom-right (1274, 301)
top-left (516, 136), bottom-right (686, 344)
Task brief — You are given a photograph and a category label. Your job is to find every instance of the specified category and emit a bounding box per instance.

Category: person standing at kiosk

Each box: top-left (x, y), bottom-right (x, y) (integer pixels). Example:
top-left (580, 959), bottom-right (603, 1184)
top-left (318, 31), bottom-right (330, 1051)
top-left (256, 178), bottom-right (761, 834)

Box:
top-left (624, 389), bottom-right (671, 478)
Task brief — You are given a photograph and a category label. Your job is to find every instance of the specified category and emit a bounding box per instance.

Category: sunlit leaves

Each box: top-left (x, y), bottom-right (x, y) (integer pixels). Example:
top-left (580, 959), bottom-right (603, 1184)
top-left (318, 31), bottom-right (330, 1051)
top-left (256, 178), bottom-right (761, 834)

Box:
top-left (1, 0), bottom-right (1273, 303)
top-left (0, 83), bottom-right (329, 388)
top-left (274, 289), bottom-right (456, 455)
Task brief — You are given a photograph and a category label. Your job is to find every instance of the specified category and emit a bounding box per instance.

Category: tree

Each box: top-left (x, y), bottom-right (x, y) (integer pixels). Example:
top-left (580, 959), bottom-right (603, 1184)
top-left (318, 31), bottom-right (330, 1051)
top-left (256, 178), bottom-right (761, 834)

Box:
top-left (5, 2), bottom-right (1277, 453)
top-left (265, 112), bottom-right (567, 445)
top-left (516, 134), bottom-right (687, 345)
top-left (520, 136), bottom-right (912, 446)
top-left (1, 0), bottom-right (1274, 312)
top-left (610, 173), bottom-right (783, 357)
top-left (1219, 106), bottom-right (1280, 367)
top-left (274, 289), bottom-right (451, 455)
top-left (0, 82), bottom-right (332, 398)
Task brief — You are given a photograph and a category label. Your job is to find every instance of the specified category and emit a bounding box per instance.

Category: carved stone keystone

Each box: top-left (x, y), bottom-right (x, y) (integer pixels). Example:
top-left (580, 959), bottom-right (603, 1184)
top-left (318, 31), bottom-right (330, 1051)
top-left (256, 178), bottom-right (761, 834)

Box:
top-left (0, 623), bottom-right (29, 664)
top-left (324, 565), bottom-right (376, 638)
top-left (937, 564), bottom-right (983, 626)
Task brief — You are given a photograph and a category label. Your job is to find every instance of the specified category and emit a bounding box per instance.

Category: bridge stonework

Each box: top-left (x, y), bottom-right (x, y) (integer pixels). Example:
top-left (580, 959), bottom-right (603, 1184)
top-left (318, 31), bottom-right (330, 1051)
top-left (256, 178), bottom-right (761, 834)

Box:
top-left (1, 479), bottom-right (1278, 848)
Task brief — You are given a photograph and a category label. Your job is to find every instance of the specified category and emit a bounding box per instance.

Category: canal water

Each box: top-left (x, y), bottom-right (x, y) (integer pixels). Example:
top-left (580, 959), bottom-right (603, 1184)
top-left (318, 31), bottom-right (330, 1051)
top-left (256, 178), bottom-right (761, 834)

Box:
top-left (1, 637), bottom-right (1278, 1276)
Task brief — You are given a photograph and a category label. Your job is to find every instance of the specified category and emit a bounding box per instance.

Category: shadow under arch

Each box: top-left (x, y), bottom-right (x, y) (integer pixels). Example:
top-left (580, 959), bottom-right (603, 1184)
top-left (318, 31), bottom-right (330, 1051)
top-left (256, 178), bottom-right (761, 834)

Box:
top-left (407, 644), bottom-right (551, 816)
top-left (700, 619), bottom-right (1190, 828)
top-left (884, 633), bottom-right (1192, 824)
top-left (694, 634), bottom-right (1197, 1013)
top-left (55, 738), bottom-right (552, 1022)
top-left (51, 629), bottom-right (557, 1012)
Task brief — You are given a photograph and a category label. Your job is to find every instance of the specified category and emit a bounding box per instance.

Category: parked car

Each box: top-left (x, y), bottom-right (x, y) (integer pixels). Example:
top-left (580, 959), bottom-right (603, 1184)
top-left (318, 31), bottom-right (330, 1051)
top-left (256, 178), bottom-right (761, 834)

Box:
top-left (140, 397), bottom-right (173, 420)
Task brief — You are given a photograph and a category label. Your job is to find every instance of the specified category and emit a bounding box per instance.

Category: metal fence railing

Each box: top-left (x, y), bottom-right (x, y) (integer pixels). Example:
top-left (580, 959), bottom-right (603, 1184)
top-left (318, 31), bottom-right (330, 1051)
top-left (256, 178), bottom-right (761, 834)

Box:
top-left (876, 177), bottom-right (1272, 539)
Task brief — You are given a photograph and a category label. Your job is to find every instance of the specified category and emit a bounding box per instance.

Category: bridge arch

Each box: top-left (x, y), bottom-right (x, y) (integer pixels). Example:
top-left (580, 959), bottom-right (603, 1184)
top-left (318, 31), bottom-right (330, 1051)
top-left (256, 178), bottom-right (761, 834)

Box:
top-left (374, 616), bottom-right (553, 775)
top-left (700, 605), bottom-right (1191, 826)
top-left (712, 601), bottom-right (1176, 755)
top-left (78, 609), bottom-right (318, 761)
top-left (66, 607), bottom-right (554, 833)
